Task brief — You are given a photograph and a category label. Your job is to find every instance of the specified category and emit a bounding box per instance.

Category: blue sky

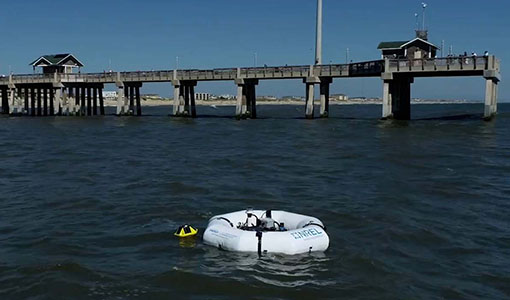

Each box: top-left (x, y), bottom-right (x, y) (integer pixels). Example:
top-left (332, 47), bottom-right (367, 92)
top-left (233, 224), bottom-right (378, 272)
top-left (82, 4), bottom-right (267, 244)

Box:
top-left (0, 0), bottom-right (506, 101)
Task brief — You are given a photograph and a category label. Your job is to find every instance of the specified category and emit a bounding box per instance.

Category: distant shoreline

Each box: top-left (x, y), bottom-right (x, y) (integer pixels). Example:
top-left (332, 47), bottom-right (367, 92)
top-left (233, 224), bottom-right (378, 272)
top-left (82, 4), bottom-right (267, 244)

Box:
top-left (104, 98), bottom-right (482, 107)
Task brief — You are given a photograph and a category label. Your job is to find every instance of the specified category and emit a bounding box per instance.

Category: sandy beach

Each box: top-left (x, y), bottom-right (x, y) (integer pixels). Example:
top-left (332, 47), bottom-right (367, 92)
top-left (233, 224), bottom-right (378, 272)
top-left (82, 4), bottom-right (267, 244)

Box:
top-left (103, 98), bottom-right (474, 107)
top-left (103, 98), bottom-right (387, 107)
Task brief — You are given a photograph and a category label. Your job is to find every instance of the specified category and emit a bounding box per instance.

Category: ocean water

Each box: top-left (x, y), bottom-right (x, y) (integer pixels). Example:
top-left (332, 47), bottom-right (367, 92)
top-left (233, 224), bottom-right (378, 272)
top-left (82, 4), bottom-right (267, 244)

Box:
top-left (0, 103), bottom-right (509, 299)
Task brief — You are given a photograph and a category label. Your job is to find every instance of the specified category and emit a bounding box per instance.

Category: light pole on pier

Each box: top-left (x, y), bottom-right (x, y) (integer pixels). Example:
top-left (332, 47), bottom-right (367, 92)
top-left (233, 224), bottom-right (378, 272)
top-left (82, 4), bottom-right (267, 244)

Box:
top-left (315, 0), bottom-right (323, 65)
top-left (422, 2), bottom-right (427, 30)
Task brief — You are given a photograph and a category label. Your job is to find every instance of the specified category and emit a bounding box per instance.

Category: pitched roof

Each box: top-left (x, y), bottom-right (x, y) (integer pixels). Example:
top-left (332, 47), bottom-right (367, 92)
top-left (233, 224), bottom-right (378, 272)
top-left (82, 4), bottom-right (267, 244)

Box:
top-left (377, 41), bottom-right (408, 50)
top-left (378, 38), bottom-right (439, 50)
top-left (401, 38), bottom-right (439, 49)
top-left (30, 54), bottom-right (84, 67)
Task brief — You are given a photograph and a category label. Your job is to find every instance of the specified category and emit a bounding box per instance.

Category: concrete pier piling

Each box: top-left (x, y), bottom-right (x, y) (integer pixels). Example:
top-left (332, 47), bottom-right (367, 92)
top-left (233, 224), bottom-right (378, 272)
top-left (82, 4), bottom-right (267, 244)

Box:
top-left (235, 78), bottom-right (258, 119)
top-left (87, 87), bottom-right (92, 116)
top-left (116, 84), bottom-right (125, 116)
top-left (80, 87), bottom-right (86, 116)
top-left (235, 81), bottom-right (246, 118)
top-left (304, 65), bottom-right (321, 119)
top-left (189, 85), bottom-right (196, 118)
top-left (134, 85), bottom-right (142, 116)
top-left (66, 88), bottom-right (74, 115)
top-left (24, 87), bottom-right (29, 114)
top-left (246, 83), bottom-right (257, 119)
top-left (10, 87), bottom-right (20, 115)
top-left (172, 80), bottom-right (197, 117)
top-left (92, 87), bottom-right (98, 115)
top-left (381, 76), bottom-right (413, 120)
top-left (0, 87), bottom-right (8, 114)
top-left (305, 83), bottom-right (315, 119)
top-left (99, 87), bottom-right (105, 115)
top-left (74, 87), bottom-right (80, 114)
top-left (30, 88), bottom-right (35, 116)
top-left (123, 85), bottom-right (129, 114)
top-left (43, 88), bottom-right (48, 116)
top-left (56, 84), bottom-right (103, 116)
top-left (37, 88), bottom-right (42, 116)
top-left (55, 88), bottom-right (62, 115)
top-left (484, 78), bottom-right (499, 120)
top-left (114, 81), bottom-right (141, 116)
top-left (483, 61), bottom-right (500, 120)
top-left (49, 88), bottom-right (54, 116)
top-left (129, 86), bottom-right (135, 114)
top-left (319, 78), bottom-right (332, 118)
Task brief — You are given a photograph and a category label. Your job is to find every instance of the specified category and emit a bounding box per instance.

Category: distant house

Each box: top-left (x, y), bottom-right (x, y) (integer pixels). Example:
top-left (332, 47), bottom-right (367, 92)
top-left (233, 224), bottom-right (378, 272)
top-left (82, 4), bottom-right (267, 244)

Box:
top-left (102, 91), bottom-right (118, 100)
top-left (30, 54), bottom-right (84, 74)
top-left (378, 31), bottom-right (438, 60)
top-left (331, 94), bottom-right (348, 101)
top-left (195, 93), bottom-right (211, 101)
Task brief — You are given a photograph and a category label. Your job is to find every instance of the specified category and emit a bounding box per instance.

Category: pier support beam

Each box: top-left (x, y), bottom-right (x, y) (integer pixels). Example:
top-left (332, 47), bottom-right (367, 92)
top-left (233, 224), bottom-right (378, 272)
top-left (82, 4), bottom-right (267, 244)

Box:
top-left (24, 87), bottom-right (29, 114)
top-left (49, 88), bottom-right (55, 116)
top-left (14, 87), bottom-right (23, 115)
top-left (60, 84), bottom-right (103, 116)
top-left (99, 87), bottom-right (105, 115)
top-left (116, 84), bottom-right (126, 116)
top-left (304, 66), bottom-right (321, 119)
top-left (115, 81), bottom-right (141, 116)
top-left (8, 87), bottom-right (16, 115)
top-left (172, 80), bottom-right (197, 117)
top-left (74, 87), bottom-right (80, 115)
top-left (483, 71), bottom-right (500, 120)
top-left (30, 88), bottom-right (36, 116)
top-left (319, 77), bottom-right (332, 118)
top-left (381, 74), bottom-right (413, 120)
top-left (37, 88), bottom-right (42, 116)
top-left (129, 86), bottom-right (135, 114)
top-left (382, 81), bottom-right (392, 119)
top-left (43, 88), bottom-right (48, 116)
top-left (80, 87), bottom-right (86, 116)
top-left (1, 86), bottom-right (9, 114)
top-left (93, 87), bottom-right (98, 115)
top-left (235, 78), bottom-right (258, 119)
top-left (56, 88), bottom-right (64, 115)
top-left (134, 85), bottom-right (142, 116)
top-left (66, 87), bottom-right (76, 115)
top-left (87, 87), bottom-right (92, 116)
top-left (305, 83), bottom-right (315, 119)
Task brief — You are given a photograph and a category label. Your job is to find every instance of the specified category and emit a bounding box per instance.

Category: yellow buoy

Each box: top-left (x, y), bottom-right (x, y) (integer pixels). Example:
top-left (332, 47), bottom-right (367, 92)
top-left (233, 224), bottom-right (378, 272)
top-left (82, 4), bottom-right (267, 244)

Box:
top-left (174, 224), bottom-right (198, 238)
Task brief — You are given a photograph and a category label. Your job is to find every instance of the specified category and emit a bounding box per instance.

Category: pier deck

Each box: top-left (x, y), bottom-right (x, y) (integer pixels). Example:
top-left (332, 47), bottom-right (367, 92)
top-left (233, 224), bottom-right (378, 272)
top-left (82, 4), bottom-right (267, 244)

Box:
top-left (0, 57), bottom-right (501, 120)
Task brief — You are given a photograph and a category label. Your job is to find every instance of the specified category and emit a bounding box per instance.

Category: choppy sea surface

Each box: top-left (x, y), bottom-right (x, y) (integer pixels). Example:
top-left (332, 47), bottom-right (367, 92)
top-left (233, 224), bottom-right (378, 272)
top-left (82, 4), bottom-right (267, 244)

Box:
top-left (0, 103), bottom-right (509, 300)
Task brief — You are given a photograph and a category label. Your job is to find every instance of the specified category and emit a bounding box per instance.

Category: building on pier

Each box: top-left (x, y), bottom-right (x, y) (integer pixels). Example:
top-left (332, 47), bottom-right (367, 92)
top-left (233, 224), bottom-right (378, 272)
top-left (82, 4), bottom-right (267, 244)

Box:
top-left (378, 31), bottom-right (438, 59)
top-left (30, 54), bottom-right (84, 74)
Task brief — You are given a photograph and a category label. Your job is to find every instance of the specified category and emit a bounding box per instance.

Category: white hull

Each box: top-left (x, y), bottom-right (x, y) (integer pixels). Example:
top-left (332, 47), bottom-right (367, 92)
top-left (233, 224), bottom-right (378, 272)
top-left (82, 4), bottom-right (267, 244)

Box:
top-left (203, 210), bottom-right (329, 255)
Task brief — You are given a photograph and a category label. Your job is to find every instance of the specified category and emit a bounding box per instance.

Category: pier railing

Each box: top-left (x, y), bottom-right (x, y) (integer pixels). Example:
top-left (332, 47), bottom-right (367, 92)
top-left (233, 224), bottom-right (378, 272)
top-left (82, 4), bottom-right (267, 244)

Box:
top-left (387, 56), bottom-right (495, 73)
top-left (349, 60), bottom-right (384, 76)
top-left (0, 57), bottom-right (499, 86)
